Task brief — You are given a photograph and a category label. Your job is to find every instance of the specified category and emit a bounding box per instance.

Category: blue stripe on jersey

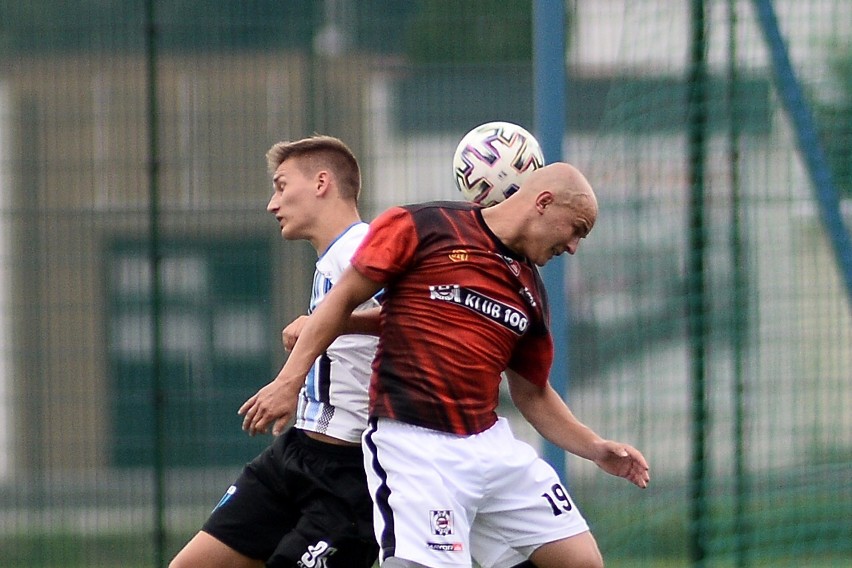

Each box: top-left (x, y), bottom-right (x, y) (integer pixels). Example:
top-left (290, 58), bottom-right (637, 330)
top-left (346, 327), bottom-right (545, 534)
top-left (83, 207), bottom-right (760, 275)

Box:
top-left (301, 268), bottom-right (335, 428)
top-left (318, 353), bottom-right (331, 402)
top-left (308, 267), bottom-right (334, 313)
top-left (298, 222), bottom-right (376, 435)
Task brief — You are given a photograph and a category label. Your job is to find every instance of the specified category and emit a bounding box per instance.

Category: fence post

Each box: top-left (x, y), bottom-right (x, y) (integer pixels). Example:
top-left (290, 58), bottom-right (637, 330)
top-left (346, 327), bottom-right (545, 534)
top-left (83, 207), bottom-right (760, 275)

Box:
top-left (726, 1), bottom-right (750, 566)
top-left (688, 0), bottom-right (710, 565)
top-left (533, 0), bottom-right (568, 480)
top-left (143, 0), bottom-right (167, 565)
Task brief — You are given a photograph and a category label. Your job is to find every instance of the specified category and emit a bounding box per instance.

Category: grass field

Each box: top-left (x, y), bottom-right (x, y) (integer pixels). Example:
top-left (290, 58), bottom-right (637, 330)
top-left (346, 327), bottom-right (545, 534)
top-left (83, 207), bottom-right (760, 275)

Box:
top-left (2, 467), bottom-right (848, 567)
top-left (2, 532), bottom-right (850, 568)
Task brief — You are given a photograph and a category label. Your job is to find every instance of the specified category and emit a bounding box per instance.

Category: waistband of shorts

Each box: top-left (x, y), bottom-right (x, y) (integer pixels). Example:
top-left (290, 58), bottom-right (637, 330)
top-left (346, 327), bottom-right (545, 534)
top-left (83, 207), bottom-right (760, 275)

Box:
top-left (294, 428), bottom-right (365, 456)
top-left (371, 416), bottom-right (505, 439)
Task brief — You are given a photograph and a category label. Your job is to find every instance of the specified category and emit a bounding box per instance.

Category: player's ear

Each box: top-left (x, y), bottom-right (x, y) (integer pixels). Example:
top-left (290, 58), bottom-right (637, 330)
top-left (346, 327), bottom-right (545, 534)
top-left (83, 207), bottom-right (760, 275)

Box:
top-left (315, 170), bottom-right (331, 195)
top-left (535, 191), bottom-right (554, 213)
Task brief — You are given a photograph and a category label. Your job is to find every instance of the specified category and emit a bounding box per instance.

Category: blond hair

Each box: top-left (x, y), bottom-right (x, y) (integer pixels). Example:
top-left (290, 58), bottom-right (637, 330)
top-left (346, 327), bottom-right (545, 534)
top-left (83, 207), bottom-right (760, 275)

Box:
top-left (266, 135), bottom-right (361, 201)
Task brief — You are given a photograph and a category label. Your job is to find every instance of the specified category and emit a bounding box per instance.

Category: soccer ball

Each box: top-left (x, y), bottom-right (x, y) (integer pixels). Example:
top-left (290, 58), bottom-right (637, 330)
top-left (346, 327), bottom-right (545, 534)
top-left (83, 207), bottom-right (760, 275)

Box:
top-left (453, 121), bottom-right (545, 206)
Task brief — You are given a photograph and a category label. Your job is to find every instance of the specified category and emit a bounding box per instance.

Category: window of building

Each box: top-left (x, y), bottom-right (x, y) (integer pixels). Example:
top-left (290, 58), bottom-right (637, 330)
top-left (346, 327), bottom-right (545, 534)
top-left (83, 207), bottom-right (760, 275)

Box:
top-left (107, 239), bottom-right (271, 467)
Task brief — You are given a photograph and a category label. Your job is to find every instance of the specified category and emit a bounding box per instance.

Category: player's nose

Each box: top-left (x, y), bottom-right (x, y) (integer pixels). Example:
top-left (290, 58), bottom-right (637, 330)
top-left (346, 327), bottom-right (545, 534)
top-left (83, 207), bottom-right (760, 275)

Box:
top-left (566, 237), bottom-right (580, 255)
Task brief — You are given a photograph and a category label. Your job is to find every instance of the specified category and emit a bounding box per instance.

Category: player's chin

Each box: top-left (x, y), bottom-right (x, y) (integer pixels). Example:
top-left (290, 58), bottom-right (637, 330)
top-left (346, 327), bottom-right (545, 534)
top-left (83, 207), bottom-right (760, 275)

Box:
top-left (536, 252), bottom-right (555, 266)
top-left (537, 247), bottom-right (565, 265)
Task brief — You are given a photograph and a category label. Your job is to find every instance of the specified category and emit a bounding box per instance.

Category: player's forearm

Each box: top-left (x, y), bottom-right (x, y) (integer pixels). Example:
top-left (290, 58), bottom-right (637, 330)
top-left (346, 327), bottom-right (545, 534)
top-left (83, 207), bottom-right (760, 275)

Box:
top-left (283, 267), bottom-right (381, 376)
top-left (344, 306), bottom-right (381, 335)
top-left (529, 393), bottom-right (603, 459)
top-left (507, 372), bottom-right (603, 459)
top-left (283, 288), bottom-right (362, 377)
top-left (546, 413), bottom-right (605, 461)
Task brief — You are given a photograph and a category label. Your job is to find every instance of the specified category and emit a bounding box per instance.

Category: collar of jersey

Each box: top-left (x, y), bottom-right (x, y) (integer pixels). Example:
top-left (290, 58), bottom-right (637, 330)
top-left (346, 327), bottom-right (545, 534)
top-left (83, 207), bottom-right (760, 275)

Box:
top-left (473, 207), bottom-right (527, 263)
top-left (318, 221), bottom-right (365, 260)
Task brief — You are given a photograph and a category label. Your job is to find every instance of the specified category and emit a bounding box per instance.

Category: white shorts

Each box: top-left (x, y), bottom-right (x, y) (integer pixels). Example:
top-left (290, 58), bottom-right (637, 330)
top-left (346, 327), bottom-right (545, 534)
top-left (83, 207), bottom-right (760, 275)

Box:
top-left (362, 417), bottom-right (590, 567)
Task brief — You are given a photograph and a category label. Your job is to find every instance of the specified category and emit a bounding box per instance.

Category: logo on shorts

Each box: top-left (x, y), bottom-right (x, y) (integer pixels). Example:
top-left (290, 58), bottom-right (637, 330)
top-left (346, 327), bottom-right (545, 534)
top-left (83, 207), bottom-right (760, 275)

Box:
top-left (430, 509), bottom-right (454, 536)
top-left (212, 485), bottom-right (236, 512)
top-left (427, 541), bottom-right (464, 552)
top-left (298, 540), bottom-right (337, 568)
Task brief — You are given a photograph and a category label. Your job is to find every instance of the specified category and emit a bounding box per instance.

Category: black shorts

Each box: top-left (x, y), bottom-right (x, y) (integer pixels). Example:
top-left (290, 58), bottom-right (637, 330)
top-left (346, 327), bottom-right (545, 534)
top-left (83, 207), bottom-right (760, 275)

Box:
top-left (202, 427), bottom-right (378, 568)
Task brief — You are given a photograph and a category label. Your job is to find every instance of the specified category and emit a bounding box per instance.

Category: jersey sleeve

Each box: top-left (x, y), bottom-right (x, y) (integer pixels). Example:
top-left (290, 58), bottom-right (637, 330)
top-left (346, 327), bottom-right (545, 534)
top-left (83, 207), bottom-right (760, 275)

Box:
top-left (351, 206), bottom-right (419, 284)
top-left (507, 329), bottom-right (553, 388)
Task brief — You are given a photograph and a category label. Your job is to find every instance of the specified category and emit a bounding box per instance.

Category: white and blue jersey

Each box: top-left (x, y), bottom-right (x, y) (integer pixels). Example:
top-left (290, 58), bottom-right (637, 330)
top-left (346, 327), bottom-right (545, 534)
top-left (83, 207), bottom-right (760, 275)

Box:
top-left (294, 222), bottom-right (380, 443)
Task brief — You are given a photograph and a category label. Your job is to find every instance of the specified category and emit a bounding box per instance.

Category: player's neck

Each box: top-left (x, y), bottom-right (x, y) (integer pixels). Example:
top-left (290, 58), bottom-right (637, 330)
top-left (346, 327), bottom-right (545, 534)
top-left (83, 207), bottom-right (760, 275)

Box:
top-left (312, 208), bottom-right (362, 256)
top-left (480, 206), bottom-right (525, 258)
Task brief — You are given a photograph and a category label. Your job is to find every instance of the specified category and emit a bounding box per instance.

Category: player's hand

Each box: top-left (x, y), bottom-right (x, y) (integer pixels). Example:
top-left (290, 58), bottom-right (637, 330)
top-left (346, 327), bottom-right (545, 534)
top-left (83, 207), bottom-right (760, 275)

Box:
top-left (238, 370), bottom-right (302, 436)
top-left (590, 440), bottom-right (650, 489)
top-left (282, 315), bottom-right (309, 351)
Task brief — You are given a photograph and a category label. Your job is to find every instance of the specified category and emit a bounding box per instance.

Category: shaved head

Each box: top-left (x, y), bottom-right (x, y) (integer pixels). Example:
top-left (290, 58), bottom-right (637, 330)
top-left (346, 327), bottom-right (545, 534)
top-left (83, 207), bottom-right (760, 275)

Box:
top-left (482, 161), bottom-right (599, 264)
top-left (522, 163), bottom-right (597, 213)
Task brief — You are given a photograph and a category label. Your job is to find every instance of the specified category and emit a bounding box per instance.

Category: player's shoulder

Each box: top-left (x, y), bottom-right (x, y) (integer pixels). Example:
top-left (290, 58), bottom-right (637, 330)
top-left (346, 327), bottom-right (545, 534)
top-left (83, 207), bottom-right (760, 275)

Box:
top-left (402, 200), bottom-right (479, 214)
top-left (341, 220), bottom-right (370, 241)
top-left (400, 201), bottom-right (480, 227)
top-left (371, 201), bottom-right (481, 238)
top-left (320, 222), bottom-right (370, 267)
top-left (325, 222), bottom-right (369, 252)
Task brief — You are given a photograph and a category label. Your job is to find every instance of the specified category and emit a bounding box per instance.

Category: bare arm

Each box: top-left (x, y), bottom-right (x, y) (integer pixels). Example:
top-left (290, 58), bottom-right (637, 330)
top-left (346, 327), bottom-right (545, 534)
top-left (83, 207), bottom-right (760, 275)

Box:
top-left (282, 306), bottom-right (381, 351)
top-left (239, 267), bottom-right (382, 436)
top-left (346, 306), bottom-right (382, 335)
top-left (506, 369), bottom-right (650, 488)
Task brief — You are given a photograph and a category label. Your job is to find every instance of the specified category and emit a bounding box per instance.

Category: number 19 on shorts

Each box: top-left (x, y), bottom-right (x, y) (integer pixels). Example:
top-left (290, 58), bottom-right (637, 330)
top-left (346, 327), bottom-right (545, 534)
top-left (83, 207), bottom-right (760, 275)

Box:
top-left (541, 483), bottom-right (573, 516)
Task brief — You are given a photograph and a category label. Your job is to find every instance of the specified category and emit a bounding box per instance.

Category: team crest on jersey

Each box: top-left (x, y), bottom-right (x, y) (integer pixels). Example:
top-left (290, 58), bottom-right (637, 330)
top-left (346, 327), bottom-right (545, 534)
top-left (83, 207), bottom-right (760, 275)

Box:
top-left (449, 249), bottom-right (469, 262)
top-left (498, 253), bottom-right (521, 276)
top-left (430, 509), bottom-right (454, 535)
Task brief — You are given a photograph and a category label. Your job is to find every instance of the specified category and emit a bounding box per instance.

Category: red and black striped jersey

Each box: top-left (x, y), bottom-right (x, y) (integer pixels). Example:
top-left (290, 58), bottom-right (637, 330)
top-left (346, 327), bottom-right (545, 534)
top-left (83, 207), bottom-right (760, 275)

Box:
top-left (351, 201), bottom-right (553, 435)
